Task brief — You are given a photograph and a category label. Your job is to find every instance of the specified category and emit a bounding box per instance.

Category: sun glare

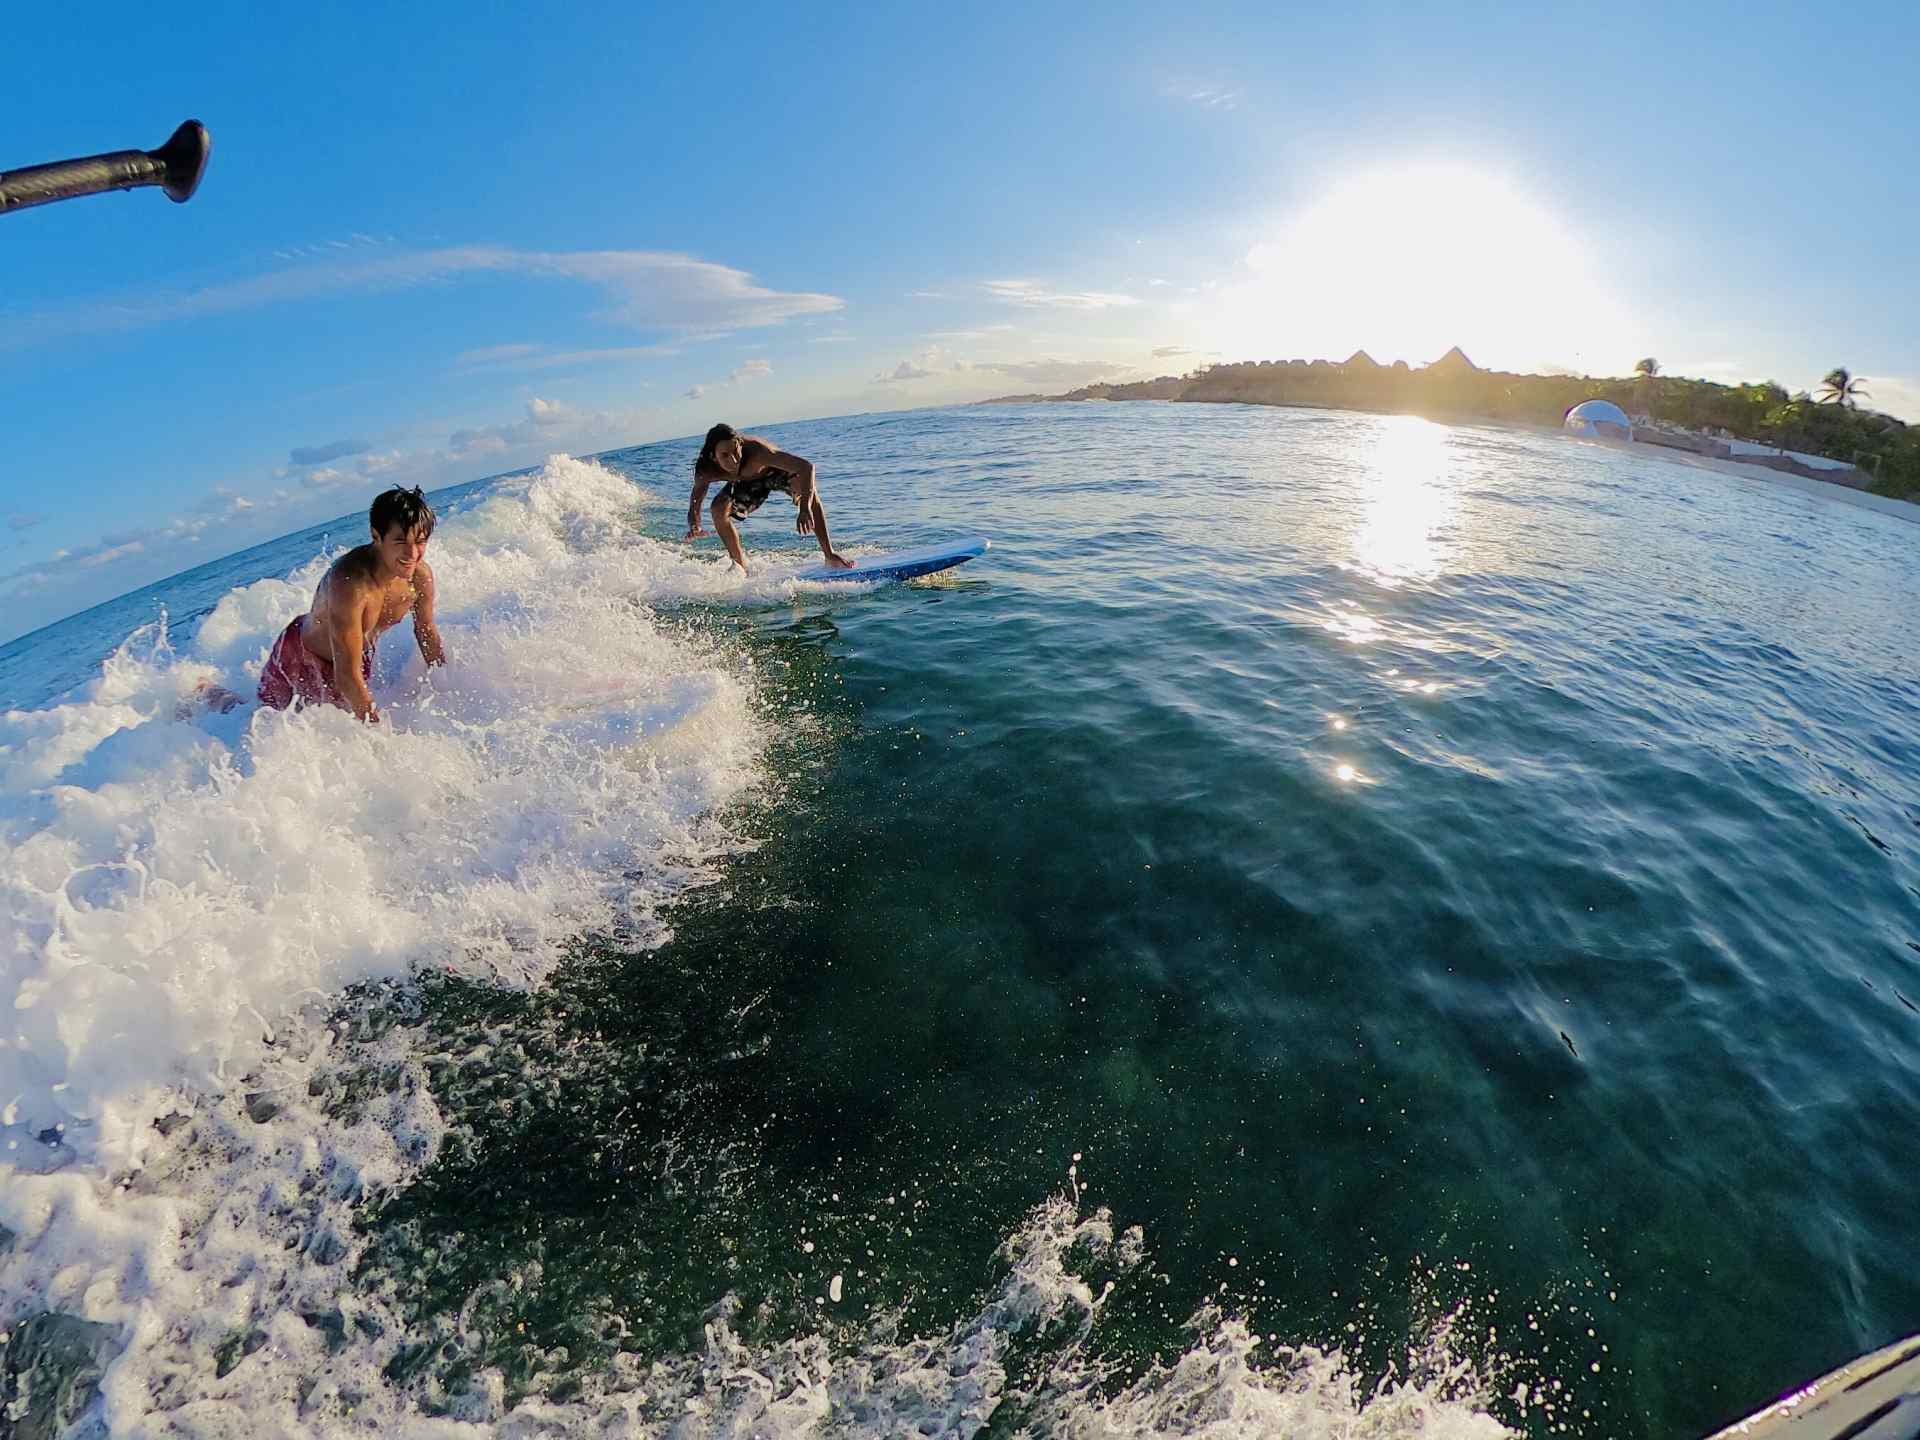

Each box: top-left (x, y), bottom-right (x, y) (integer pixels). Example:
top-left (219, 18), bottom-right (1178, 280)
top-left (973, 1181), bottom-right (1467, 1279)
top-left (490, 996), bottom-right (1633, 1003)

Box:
top-left (1214, 163), bottom-right (1634, 372)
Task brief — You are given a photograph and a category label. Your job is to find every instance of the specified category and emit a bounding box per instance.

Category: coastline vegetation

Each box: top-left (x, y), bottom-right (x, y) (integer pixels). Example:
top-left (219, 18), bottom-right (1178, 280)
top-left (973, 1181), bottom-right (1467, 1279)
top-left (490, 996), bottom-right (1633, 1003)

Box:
top-left (990, 349), bottom-right (1920, 502)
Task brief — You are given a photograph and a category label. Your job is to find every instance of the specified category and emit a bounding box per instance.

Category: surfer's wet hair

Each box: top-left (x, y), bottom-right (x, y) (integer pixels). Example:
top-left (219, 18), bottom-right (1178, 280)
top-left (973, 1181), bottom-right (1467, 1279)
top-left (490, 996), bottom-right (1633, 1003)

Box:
top-left (369, 485), bottom-right (436, 540)
top-left (695, 422), bottom-right (740, 478)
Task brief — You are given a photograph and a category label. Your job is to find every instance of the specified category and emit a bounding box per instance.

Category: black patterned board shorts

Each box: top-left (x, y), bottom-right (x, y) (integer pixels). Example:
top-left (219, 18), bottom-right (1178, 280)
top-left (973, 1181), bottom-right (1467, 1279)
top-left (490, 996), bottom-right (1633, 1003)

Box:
top-left (718, 468), bottom-right (793, 519)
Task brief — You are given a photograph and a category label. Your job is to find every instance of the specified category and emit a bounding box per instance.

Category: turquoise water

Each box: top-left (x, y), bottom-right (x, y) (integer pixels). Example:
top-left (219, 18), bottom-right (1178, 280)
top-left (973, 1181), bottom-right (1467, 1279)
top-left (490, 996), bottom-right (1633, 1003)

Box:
top-left (2, 402), bottom-right (1916, 1436)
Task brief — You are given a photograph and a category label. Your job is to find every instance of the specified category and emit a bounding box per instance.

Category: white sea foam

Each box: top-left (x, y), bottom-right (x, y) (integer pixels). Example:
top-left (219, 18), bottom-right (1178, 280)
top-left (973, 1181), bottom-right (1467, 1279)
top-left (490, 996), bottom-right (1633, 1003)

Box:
top-left (0, 455), bottom-right (766, 1169)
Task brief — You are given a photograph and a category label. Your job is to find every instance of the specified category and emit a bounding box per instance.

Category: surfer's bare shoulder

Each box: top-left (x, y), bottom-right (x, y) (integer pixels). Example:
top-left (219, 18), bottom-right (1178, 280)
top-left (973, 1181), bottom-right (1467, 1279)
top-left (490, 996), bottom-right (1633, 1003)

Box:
top-left (310, 545), bottom-right (398, 633)
top-left (736, 436), bottom-right (780, 474)
top-left (325, 543), bottom-right (384, 590)
top-left (411, 557), bottom-right (436, 605)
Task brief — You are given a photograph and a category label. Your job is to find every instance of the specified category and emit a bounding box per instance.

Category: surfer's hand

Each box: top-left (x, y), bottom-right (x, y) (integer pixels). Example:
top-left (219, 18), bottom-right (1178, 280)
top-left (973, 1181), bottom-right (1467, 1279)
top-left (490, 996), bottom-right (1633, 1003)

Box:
top-left (795, 510), bottom-right (816, 536)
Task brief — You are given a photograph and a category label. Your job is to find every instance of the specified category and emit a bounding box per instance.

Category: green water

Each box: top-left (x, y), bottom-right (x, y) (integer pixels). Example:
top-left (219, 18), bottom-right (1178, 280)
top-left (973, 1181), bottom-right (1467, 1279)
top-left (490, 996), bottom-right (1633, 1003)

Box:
top-left (342, 402), bottom-right (1920, 1436)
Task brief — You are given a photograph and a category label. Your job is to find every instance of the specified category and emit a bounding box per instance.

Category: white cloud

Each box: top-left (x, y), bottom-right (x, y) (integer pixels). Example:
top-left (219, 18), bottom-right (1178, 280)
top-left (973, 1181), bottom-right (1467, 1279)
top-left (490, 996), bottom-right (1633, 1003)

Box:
top-left (13, 245), bottom-right (844, 348)
top-left (983, 279), bottom-right (1139, 310)
top-left (730, 358), bottom-right (771, 383)
top-left (357, 450), bottom-right (407, 477)
top-left (1151, 345), bottom-right (1194, 358)
top-left (80, 540), bottom-right (145, 569)
top-left (908, 290), bottom-right (952, 300)
top-left (876, 361), bottom-right (936, 384)
top-left (445, 431), bottom-right (510, 462)
top-left (296, 464), bottom-right (365, 490)
top-left (1865, 375), bottom-right (1920, 423)
top-left (527, 397), bottom-right (579, 426)
top-left (685, 384), bottom-right (706, 400)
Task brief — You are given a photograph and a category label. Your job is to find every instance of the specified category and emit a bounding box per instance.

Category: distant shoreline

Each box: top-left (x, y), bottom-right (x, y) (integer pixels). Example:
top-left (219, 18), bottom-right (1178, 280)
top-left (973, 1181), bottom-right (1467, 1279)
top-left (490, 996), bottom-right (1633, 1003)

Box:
top-left (978, 348), bottom-right (1920, 510)
top-left (979, 393), bottom-right (1920, 526)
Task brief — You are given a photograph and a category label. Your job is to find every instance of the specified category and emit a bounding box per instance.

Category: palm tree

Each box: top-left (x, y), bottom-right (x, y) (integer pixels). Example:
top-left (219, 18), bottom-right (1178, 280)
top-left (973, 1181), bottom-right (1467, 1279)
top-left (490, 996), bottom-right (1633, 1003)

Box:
top-left (1633, 358), bottom-right (1662, 421)
top-left (1817, 367), bottom-right (1869, 407)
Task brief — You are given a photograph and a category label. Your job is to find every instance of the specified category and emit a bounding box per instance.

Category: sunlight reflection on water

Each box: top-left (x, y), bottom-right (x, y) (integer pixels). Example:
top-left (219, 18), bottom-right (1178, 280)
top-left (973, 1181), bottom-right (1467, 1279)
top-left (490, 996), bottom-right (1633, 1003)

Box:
top-left (1350, 414), bottom-right (1459, 585)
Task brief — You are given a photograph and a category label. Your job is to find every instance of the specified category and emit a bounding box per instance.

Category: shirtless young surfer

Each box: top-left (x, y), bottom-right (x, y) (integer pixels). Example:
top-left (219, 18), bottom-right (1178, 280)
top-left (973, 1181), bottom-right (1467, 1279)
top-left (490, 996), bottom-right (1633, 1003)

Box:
top-left (256, 485), bottom-right (446, 721)
top-left (683, 424), bottom-right (853, 575)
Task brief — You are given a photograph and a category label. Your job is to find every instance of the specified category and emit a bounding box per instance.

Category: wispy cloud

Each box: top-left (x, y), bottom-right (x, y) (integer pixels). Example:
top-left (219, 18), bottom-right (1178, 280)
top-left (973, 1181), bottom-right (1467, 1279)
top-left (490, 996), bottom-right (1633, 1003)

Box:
top-left (455, 341), bottom-right (545, 366)
top-left (1163, 80), bottom-right (1240, 109)
top-left (908, 290), bottom-right (952, 300)
top-left (8, 514), bottom-right (45, 532)
top-left (960, 358), bottom-right (1136, 389)
top-left (807, 333), bottom-right (857, 344)
top-left (685, 384), bottom-right (706, 400)
top-left (12, 245), bottom-right (844, 349)
top-left (1, 491), bottom-right (265, 595)
top-left (463, 342), bottom-right (679, 372)
top-left (1151, 345), bottom-right (1195, 358)
top-left (876, 361), bottom-right (936, 384)
top-left (983, 279), bottom-right (1139, 310)
top-left (924, 325), bottom-right (1018, 340)
top-left (288, 438), bottom-right (371, 467)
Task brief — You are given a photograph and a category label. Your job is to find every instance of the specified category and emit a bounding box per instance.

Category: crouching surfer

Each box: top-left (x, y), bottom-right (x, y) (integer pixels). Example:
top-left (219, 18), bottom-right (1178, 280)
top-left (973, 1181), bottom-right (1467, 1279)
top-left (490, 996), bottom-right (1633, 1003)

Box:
top-left (683, 423), bottom-right (853, 575)
top-left (256, 485), bottom-right (446, 722)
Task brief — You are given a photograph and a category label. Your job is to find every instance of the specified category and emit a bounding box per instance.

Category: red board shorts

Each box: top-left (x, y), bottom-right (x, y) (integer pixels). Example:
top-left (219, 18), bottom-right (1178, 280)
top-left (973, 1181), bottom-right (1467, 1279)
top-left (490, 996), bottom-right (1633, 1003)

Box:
top-left (256, 616), bottom-right (372, 711)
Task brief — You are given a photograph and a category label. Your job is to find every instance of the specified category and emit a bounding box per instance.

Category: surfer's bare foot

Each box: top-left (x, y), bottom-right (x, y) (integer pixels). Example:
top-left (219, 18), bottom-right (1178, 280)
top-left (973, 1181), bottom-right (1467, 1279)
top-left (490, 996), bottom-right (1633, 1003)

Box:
top-left (823, 550), bottom-right (854, 570)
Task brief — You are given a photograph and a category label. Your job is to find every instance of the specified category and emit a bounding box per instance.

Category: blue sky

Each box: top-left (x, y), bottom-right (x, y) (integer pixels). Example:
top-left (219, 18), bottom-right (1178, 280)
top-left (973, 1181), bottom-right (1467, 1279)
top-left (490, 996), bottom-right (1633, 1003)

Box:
top-left (4, 0), bottom-right (1917, 639)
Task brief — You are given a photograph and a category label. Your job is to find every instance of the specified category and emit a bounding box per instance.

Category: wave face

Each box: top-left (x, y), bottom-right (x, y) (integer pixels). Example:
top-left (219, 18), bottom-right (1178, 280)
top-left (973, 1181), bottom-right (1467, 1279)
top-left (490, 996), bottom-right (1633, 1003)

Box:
top-left (0, 456), bottom-right (777, 1161)
top-left (2, 407), bottom-right (1917, 1438)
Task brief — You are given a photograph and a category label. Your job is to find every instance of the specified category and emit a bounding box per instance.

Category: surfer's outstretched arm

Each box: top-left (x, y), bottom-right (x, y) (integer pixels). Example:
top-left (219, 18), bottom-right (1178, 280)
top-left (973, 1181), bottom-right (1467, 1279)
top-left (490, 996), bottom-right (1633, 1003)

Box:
top-left (803, 494), bottom-right (852, 569)
top-left (684, 475), bottom-right (714, 540)
top-left (782, 458), bottom-right (851, 569)
top-left (325, 600), bottom-right (380, 723)
top-left (411, 560), bottom-right (446, 667)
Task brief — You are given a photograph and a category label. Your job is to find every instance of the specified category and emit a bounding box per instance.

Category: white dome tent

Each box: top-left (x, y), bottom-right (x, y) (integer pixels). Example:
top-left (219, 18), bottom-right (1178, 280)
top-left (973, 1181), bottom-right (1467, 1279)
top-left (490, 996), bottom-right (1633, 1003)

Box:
top-left (1565, 399), bottom-right (1633, 440)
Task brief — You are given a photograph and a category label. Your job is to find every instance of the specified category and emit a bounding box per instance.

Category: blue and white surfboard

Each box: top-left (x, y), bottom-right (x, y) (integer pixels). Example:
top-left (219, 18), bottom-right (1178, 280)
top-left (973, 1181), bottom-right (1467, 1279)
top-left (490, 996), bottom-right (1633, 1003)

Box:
top-left (792, 536), bottom-right (990, 584)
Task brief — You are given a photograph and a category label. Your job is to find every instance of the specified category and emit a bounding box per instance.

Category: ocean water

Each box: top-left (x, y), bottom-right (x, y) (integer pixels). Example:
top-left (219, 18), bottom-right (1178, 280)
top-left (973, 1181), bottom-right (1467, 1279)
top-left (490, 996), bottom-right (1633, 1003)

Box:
top-left (1, 403), bottom-right (1916, 1438)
